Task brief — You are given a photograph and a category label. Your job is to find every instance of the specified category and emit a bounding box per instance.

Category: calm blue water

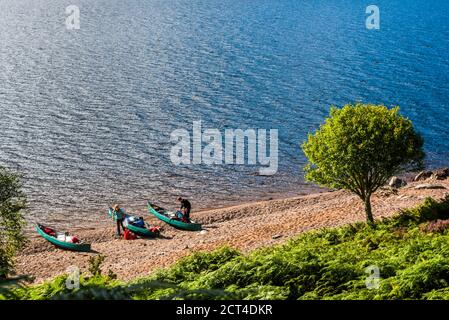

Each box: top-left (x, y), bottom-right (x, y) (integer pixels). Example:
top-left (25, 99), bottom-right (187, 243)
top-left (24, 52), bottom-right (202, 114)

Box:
top-left (0, 0), bottom-right (448, 226)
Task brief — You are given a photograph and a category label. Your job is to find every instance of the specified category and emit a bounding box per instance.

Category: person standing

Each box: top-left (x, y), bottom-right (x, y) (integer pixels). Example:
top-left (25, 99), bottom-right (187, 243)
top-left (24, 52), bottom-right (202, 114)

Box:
top-left (177, 197), bottom-right (191, 222)
top-left (112, 204), bottom-right (125, 237)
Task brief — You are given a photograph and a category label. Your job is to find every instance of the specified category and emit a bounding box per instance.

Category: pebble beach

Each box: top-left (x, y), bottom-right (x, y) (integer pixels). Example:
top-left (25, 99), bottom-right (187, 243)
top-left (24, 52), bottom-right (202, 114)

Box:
top-left (16, 175), bottom-right (449, 283)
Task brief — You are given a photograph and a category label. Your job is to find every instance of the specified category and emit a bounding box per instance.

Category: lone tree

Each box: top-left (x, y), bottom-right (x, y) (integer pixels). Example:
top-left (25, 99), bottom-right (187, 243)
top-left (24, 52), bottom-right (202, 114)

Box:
top-left (0, 166), bottom-right (27, 278)
top-left (302, 103), bottom-right (424, 224)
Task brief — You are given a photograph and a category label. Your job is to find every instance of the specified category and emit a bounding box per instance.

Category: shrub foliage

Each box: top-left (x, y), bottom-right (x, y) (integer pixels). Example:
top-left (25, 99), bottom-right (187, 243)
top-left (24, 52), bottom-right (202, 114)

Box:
top-left (3, 196), bottom-right (449, 300)
top-left (0, 166), bottom-right (27, 278)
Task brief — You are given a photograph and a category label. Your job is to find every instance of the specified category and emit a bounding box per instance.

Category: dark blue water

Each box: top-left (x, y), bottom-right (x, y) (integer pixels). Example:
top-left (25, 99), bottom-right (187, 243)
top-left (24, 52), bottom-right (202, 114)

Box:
top-left (0, 0), bottom-right (448, 227)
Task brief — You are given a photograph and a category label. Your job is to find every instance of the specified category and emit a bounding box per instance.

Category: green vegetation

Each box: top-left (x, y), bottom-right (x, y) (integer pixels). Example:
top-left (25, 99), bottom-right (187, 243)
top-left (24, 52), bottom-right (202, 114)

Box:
top-left (88, 255), bottom-right (106, 277)
top-left (3, 196), bottom-right (449, 300)
top-left (302, 104), bottom-right (424, 223)
top-left (0, 166), bottom-right (27, 278)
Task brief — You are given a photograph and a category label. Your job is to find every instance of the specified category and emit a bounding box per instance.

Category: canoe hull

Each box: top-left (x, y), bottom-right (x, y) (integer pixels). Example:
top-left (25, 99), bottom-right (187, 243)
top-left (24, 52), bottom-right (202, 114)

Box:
top-left (108, 209), bottom-right (159, 238)
top-left (147, 202), bottom-right (202, 231)
top-left (125, 222), bottom-right (159, 237)
top-left (35, 225), bottom-right (91, 252)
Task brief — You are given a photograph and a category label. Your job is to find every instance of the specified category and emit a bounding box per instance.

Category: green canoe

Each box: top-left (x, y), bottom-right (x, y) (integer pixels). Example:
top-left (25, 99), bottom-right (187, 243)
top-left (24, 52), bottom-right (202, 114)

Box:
top-left (147, 202), bottom-right (202, 231)
top-left (35, 224), bottom-right (91, 252)
top-left (108, 208), bottom-right (160, 238)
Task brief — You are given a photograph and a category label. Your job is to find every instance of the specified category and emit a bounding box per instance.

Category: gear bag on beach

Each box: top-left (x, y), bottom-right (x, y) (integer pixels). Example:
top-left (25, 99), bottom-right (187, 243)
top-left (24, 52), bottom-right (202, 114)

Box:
top-left (124, 229), bottom-right (137, 240)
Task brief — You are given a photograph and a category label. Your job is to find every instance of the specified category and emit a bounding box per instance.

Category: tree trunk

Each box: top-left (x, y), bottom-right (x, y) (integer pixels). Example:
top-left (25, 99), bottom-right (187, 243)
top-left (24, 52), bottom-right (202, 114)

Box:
top-left (364, 195), bottom-right (374, 225)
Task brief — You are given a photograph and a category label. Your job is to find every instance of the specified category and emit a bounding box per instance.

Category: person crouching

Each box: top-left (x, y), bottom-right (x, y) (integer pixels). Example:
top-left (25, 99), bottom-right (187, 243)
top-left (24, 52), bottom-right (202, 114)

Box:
top-left (177, 197), bottom-right (191, 222)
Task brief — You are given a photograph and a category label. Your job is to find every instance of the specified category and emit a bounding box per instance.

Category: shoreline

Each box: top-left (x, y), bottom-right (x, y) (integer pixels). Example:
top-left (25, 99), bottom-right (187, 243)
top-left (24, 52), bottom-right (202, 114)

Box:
top-left (23, 183), bottom-right (327, 236)
top-left (16, 172), bottom-right (449, 284)
top-left (20, 165), bottom-right (447, 234)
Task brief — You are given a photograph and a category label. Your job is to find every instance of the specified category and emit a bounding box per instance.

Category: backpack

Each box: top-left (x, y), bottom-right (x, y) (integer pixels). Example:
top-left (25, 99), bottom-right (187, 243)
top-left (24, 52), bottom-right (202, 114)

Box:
top-left (124, 229), bottom-right (137, 240)
top-left (149, 226), bottom-right (161, 235)
top-left (176, 211), bottom-right (184, 220)
top-left (134, 219), bottom-right (145, 228)
top-left (181, 217), bottom-right (191, 223)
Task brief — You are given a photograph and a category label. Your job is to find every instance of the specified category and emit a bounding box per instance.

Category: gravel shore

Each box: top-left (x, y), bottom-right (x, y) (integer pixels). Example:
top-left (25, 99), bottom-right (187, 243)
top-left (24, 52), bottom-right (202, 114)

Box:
top-left (16, 178), bottom-right (449, 283)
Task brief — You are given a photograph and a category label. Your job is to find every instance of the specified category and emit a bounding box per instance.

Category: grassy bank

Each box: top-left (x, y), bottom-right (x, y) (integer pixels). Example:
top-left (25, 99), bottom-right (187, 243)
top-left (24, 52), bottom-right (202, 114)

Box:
top-left (3, 196), bottom-right (449, 300)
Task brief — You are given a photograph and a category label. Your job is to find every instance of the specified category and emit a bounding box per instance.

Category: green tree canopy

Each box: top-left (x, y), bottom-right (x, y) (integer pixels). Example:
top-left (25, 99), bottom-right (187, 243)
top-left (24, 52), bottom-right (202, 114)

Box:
top-left (302, 103), bottom-right (425, 223)
top-left (0, 166), bottom-right (27, 278)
